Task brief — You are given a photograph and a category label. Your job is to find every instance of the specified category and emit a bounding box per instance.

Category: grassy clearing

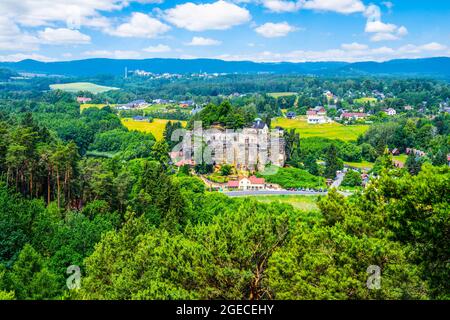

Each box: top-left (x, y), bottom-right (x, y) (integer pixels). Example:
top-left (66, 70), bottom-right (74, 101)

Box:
top-left (121, 118), bottom-right (187, 141)
top-left (354, 97), bottom-right (378, 104)
top-left (272, 116), bottom-right (369, 141)
top-left (248, 195), bottom-right (320, 212)
top-left (50, 82), bottom-right (119, 94)
top-left (268, 92), bottom-right (297, 98)
top-left (345, 161), bottom-right (374, 170)
top-left (393, 154), bottom-right (408, 164)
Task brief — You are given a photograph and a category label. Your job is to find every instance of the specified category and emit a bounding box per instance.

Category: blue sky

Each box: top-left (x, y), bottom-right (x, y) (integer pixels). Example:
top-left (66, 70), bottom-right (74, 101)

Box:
top-left (0, 0), bottom-right (449, 62)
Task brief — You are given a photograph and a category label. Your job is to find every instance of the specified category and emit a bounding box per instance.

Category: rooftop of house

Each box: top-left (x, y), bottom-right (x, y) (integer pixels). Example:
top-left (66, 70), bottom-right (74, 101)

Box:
top-left (341, 112), bottom-right (368, 118)
top-left (252, 119), bottom-right (267, 129)
top-left (227, 180), bottom-right (240, 188)
top-left (248, 176), bottom-right (265, 184)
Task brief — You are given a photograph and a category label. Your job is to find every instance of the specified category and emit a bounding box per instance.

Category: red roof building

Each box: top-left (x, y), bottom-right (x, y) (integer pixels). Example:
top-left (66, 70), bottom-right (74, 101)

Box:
top-left (341, 112), bottom-right (368, 119)
top-left (248, 176), bottom-right (265, 185)
top-left (227, 180), bottom-right (240, 188)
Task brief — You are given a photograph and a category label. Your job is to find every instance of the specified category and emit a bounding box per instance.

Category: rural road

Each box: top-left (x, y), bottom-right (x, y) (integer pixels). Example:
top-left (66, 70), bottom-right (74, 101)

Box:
top-left (223, 189), bottom-right (353, 197)
top-left (224, 190), bottom-right (327, 197)
top-left (331, 172), bottom-right (345, 189)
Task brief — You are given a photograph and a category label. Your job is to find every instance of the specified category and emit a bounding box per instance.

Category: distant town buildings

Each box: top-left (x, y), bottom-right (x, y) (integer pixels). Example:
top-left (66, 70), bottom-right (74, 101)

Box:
top-left (117, 99), bottom-right (149, 110)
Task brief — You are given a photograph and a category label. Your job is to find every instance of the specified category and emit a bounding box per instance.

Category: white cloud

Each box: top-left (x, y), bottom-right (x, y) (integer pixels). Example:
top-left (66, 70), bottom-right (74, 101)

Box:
top-left (83, 50), bottom-right (142, 59)
top-left (259, 0), bottom-right (365, 14)
top-left (420, 42), bottom-right (447, 51)
top-left (370, 33), bottom-right (399, 42)
top-left (106, 13), bottom-right (170, 38)
top-left (186, 37), bottom-right (222, 46)
top-left (0, 53), bottom-right (55, 62)
top-left (143, 44), bottom-right (172, 52)
top-left (261, 0), bottom-right (301, 13)
top-left (214, 42), bottom-right (449, 63)
top-left (365, 20), bottom-right (397, 33)
top-left (0, 17), bottom-right (39, 51)
top-left (38, 28), bottom-right (91, 45)
top-left (364, 4), bottom-right (408, 42)
top-left (301, 0), bottom-right (365, 14)
top-left (255, 22), bottom-right (298, 38)
top-left (0, 0), bottom-right (162, 28)
top-left (341, 42), bottom-right (369, 51)
top-left (397, 26), bottom-right (408, 36)
top-left (163, 1), bottom-right (251, 31)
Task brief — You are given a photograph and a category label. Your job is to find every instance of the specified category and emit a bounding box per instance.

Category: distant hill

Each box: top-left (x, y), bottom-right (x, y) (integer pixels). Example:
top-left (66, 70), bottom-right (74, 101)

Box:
top-left (1, 57), bottom-right (449, 79)
top-left (338, 57), bottom-right (450, 78)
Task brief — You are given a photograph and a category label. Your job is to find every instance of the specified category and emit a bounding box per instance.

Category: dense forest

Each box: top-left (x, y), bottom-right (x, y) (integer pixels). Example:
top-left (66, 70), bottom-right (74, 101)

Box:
top-left (0, 73), bottom-right (448, 300)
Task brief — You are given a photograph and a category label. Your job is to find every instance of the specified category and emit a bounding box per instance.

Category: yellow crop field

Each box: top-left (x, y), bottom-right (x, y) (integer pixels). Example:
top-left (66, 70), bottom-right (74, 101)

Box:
top-left (122, 118), bottom-right (187, 141)
top-left (80, 104), bottom-right (116, 111)
top-left (354, 97), bottom-right (378, 104)
top-left (272, 117), bottom-right (369, 141)
top-left (268, 92), bottom-right (297, 98)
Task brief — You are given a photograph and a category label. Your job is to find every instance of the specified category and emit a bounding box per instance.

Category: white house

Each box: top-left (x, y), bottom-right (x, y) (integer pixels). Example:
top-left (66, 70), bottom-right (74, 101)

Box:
top-left (227, 176), bottom-right (266, 191)
top-left (307, 106), bottom-right (330, 124)
top-left (384, 108), bottom-right (397, 116)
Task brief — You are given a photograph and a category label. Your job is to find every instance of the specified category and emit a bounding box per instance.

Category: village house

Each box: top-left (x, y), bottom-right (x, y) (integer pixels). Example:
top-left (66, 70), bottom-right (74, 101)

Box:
top-left (118, 99), bottom-right (149, 110)
top-left (404, 105), bottom-right (414, 111)
top-left (340, 112), bottom-right (368, 120)
top-left (286, 111), bottom-right (296, 119)
top-left (307, 106), bottom-right (330, 124)
top-left (324, 91), bottom-right (337, 103)
top-left (179, 100), bottom-right (195, 108)
top-left (406, 148), bottom-right (426, 157)
top-left (384, 108), bottom-right (397, 116)
top-left (132, 115), bottom-right (150, 122)
top-left (227, 176), bottom-right (266, 191)
top-left (76, 97), bottom-right (92, 103)
top-left (152, 99), bottom-right (169, 104)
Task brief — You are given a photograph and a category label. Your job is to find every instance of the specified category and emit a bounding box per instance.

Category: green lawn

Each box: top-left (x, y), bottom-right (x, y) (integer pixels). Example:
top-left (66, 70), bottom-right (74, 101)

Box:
top-left (354, 97), bottom-right (378, 104)
top-left (50, 82), bottom-right (119, 94)
top-left (393, 154), bottom-right (408, 164)
top-left (345, 161), bottom-right (374, 170)
top-left (268, 92), bottom-right (297, 98)
top-left (245, 195), bottom-right (319, 212)
top-left (272, 116), bottom-right (369, 141)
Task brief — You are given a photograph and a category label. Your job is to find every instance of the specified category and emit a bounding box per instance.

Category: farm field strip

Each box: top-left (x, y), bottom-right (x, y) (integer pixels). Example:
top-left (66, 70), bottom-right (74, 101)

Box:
top-left (272, 117), bottom-right (369, 141)
top-left (122, 118), bottom-right (187, 141)
top-left (244, 195), bottom-right (319, 211)
top-left (50, 82), bottom-right (119, 94)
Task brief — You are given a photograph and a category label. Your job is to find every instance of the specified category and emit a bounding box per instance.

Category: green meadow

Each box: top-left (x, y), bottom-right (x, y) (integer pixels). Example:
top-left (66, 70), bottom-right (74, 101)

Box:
top-left (50, 82), bottom-right (119, 94)
top-left (272, 117), bottom-right (369, 141)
